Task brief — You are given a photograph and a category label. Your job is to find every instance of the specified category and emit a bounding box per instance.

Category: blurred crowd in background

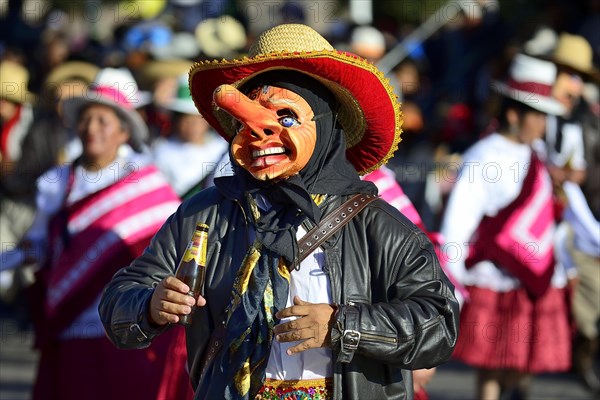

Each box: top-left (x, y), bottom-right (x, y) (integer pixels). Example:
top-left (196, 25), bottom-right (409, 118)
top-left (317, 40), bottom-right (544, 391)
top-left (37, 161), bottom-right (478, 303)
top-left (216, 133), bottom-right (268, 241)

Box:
top-left (0, 0), bottom-right (599, 399)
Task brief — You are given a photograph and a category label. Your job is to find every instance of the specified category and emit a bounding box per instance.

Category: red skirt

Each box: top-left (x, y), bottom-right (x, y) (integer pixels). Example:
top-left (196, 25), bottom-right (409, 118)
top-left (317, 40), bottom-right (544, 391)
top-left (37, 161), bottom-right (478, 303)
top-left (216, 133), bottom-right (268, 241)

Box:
top-left (32, 332), bottom-right (175, 400)
top-left (452, 286), bottom-right (571, 373)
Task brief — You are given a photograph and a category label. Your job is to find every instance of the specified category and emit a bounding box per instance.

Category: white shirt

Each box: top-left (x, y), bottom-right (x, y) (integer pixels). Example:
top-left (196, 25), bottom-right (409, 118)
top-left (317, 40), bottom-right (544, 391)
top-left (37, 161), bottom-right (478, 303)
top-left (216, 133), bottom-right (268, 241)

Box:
top-left (440, 133), bottom-right (567, 291)
top-left (563, 181), bottom-right (600, 257)
top-left (265, 224), bottom-right (333, 380)
top-left (544, 115), bottom-right (587, 170)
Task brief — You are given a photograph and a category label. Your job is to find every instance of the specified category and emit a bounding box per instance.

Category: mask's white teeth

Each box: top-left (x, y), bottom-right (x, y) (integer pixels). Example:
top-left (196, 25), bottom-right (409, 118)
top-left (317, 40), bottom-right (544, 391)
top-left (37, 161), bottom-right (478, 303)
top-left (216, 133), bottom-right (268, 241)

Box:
top-left (252, 147), bottom-right (285, 158)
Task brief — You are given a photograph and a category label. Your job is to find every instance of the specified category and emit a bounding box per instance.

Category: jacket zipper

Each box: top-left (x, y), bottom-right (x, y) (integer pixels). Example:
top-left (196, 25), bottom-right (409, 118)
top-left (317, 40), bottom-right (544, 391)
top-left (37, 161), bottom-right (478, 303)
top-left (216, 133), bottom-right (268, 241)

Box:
top-left (360, 332), bottom-right (398, 344)
top-left (113, 322), bottom-right (131, 330)
top-left (346, 301), bottom-right (398, 344)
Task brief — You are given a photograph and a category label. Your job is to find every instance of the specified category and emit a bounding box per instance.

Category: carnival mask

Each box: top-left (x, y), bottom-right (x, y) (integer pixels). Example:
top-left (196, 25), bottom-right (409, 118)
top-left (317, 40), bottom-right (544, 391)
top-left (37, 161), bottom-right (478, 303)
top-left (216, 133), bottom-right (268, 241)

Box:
top-left (213, 84), bottom-right (317, 181)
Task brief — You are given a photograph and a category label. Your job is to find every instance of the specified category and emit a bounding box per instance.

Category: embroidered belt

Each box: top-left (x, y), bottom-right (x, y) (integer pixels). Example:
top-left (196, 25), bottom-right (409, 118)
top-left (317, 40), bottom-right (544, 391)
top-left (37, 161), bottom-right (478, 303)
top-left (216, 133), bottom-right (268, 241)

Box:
top-left (256, 377), bottom-right (333, 400)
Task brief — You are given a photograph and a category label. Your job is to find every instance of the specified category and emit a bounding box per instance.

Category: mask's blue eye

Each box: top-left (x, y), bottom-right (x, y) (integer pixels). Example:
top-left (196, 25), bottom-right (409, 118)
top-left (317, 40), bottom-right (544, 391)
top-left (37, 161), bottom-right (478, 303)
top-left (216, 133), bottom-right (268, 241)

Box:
top-left (280, 116), bottom-right (299, 128)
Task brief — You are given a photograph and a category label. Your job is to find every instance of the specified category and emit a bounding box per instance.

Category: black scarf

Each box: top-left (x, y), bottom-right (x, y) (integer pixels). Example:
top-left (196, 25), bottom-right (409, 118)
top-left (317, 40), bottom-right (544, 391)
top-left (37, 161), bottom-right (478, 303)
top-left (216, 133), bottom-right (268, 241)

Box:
top-left (215, 71), bottom-right (376, 264)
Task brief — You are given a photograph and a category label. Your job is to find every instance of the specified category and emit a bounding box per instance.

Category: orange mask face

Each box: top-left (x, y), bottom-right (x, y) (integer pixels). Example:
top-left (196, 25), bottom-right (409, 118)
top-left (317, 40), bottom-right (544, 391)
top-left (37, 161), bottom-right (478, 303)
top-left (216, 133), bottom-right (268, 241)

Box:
top-left (214, 84), bottom-right (317, 181)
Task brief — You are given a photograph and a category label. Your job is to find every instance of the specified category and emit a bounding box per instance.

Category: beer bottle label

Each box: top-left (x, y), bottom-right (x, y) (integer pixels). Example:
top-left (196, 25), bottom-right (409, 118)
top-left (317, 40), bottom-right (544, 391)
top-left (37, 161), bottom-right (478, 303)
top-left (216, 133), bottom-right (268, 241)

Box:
top-left (182, 224), bottom-right (209, 265)
top-left (182, 238), bottom-right (200, 263)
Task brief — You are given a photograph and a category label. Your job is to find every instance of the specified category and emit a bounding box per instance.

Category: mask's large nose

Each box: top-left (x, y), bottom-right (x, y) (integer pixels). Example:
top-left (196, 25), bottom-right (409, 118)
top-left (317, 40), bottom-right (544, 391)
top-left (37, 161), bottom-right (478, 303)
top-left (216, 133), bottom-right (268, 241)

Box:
top-left (213, 84), bottom-right (281, 138)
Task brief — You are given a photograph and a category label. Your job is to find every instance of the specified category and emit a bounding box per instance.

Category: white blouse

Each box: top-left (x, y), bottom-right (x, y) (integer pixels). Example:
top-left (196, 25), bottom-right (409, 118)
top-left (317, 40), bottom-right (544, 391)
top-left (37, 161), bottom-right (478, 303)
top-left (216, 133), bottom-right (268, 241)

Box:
top-left (265, 224), bottom-right (333, 380)
top-left (440, 133), bottom-right (567, 292)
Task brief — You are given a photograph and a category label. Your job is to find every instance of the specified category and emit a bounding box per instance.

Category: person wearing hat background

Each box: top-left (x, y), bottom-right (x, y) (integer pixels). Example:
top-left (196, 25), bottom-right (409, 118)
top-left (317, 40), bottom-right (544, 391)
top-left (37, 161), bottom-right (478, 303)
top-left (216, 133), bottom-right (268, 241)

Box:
top-left (0, 60), bottom-right (36, 306)
top-left (0, 60), bottom-right (102, 327)
top-left (0, 63), bottom-right (151, 273)
top-left (539, 33), bottom-right (600, 395)
top-left (440, 53), bottom-right (572, 400)
top-left (0, 60), bottom-right (35, 172)
top-left (152, 73), bottom-right (228, 198)
top-left (100, 23), bottom-right (459, 400)
top-left (136, 59), bottom-right (194, 140)
top-left (0, 81), bottom-right (181, 399)
top-left (538, 33), bottom-right (597, 189)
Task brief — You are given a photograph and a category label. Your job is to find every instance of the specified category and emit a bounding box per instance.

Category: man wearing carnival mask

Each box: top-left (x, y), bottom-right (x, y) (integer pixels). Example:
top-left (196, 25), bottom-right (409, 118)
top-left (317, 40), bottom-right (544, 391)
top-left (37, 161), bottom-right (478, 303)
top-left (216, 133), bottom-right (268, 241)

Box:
top-left (100, 24), bottom-right (459, 400)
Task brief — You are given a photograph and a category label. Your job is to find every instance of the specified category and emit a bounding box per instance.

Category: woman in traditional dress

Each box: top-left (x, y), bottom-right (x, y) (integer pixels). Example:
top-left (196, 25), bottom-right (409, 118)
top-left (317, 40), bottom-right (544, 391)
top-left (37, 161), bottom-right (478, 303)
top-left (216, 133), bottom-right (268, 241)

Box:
top-left (440, 53), bottom-right (572, 399)
top-left (9, 83), bottom-right (180, 400)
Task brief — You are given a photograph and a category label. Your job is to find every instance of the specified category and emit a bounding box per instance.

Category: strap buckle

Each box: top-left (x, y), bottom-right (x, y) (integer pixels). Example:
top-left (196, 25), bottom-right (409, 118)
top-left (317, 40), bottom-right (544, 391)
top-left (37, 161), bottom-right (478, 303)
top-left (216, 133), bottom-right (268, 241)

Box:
top-left (341, 329), bottom-right (361, 351)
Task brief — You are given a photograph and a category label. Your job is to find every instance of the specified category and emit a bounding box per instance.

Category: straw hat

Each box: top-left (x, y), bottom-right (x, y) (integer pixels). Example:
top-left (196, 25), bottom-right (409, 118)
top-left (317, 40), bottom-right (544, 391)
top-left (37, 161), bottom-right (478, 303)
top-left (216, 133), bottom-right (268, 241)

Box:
top-left (189, 23), bottom-right (403, 175)
top-left (61, 85), bottom-right (148, 151)
top-left (194, 16), bottom-right (246, 59)
top-left (0, 61), bottom-right (34, 104)
top-left (138, 59), bottom-right (193, 90)
top-left (492, 53), bottom-right (566, 116)
top-left (44, 61), bottom-right (99, 88)
top-left (548, 33), bottom-right (599, 79)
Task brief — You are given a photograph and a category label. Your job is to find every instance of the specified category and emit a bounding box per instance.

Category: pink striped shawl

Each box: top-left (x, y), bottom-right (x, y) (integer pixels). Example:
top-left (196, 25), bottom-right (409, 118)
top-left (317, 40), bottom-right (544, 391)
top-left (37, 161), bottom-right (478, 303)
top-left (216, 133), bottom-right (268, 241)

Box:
top-left (363, 167), bottom-right (423, 226)
top-left (465, 155), bottom-right (555, 297)
top-left (37, 164), bottom-right (180, 341)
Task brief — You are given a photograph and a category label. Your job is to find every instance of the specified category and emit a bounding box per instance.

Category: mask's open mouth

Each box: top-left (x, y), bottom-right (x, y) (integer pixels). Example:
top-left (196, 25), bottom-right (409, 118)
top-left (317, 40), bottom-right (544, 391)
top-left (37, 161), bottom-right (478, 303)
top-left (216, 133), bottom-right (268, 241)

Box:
top-left (250, 146), bottom-right (291, 168)
top-left (251, 146), bottom-right (286, 158)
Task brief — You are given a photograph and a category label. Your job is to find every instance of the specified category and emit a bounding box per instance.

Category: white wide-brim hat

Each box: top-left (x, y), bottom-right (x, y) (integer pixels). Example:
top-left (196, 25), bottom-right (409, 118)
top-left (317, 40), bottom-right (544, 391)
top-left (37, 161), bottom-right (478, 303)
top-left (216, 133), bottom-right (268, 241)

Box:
top-left (94, 67), bottom-right (152, 109)
top-left (492, 53), bottom-right (566, 116)
top-left (62, 85), bottom-right (149, 151)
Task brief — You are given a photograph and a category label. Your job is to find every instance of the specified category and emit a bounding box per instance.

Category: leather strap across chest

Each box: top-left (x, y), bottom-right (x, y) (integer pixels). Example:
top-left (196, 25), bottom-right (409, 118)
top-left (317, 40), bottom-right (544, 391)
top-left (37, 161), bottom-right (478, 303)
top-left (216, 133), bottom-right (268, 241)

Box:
top-left (294, 193), bottom-right (377, 268)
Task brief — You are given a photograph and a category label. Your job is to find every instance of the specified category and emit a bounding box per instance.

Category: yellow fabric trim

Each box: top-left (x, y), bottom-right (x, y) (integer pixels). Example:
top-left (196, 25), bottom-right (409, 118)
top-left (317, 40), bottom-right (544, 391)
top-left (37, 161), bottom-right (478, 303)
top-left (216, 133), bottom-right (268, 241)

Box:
top-left (234, 359), bottom-right (251, 396)
top-left (263, 280), bottom-right (275, 332)
top-left (240, 241), bottom-right (261, 295)
top-left (231, 326), bottom-right (252, 353)
top-left (226, 239), bottom-right (263, 323)
top-left (277, 258), bottom-right (291, 282)
top-left (311, 193), bottom-right (327, 206)
top-left (261, 377), bottom-right (333, 389)
top-left (248, 195), bottom-right (261, 222)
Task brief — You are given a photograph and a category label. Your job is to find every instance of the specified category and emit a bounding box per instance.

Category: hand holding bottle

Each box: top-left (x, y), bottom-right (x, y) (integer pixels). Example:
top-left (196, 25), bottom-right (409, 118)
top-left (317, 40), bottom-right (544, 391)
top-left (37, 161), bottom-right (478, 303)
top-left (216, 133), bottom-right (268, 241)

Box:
top-left (148, 276), bottom-right (207, 325)
top-left (149, 223), bottom-right (209, 326)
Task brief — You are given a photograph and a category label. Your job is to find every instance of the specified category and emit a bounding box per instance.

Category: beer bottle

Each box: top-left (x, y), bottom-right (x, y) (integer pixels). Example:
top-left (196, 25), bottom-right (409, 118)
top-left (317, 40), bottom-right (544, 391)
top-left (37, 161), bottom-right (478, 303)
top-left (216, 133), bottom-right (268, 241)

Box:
top-left (175, 223), bottom-right (209, 326)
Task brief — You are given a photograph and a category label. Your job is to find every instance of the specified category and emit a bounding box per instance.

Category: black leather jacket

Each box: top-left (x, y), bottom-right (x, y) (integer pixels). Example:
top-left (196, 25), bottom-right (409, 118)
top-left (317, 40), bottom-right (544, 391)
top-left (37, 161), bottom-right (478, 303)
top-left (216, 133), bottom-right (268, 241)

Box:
top-left (99, 186), bottom-right (459, 400)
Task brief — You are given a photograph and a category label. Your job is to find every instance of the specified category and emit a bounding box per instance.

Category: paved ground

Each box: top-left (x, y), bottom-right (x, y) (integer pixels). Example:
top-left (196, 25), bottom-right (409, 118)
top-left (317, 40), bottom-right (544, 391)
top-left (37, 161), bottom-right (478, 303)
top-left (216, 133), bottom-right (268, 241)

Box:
top-left (0, 317), bottom-right (37, 400)
top-left (428, 360), bottom-right (596, 400)
top-left (0, 311), bottom-right (597, 400)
